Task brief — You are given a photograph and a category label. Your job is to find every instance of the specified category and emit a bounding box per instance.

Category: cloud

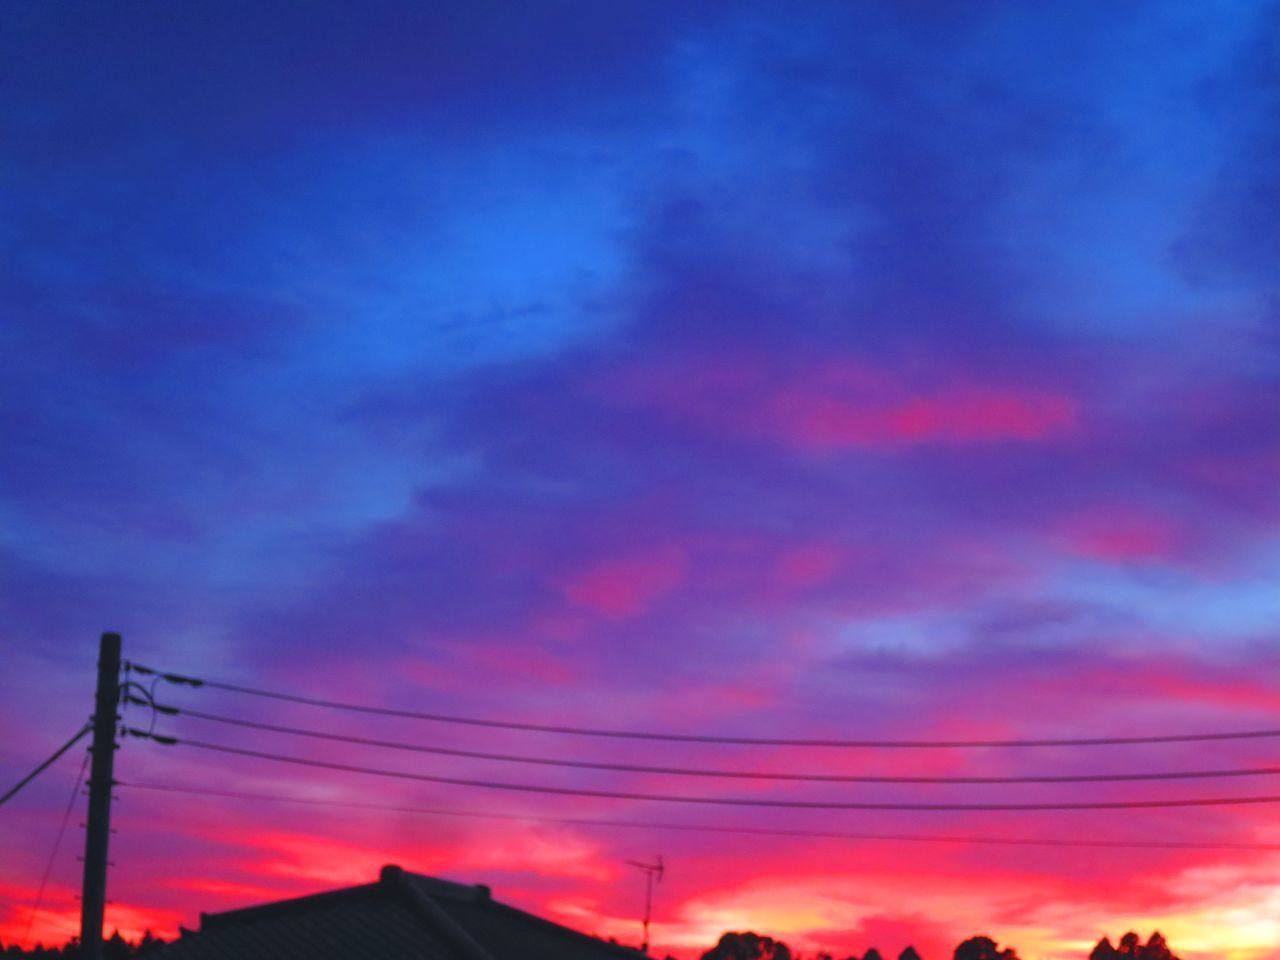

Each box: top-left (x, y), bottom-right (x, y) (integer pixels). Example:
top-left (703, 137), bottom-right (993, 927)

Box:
top-left (771, 386), bottom-right (1076, 450)
top-left (1052, 506), bottom-right (1183, 563)
top-left (564, 545), bottom-right (689, 618)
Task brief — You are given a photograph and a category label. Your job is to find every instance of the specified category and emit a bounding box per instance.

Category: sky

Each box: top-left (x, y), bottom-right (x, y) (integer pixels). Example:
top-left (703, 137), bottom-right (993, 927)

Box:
top-left (1, 1), bottom-right (1278, 957)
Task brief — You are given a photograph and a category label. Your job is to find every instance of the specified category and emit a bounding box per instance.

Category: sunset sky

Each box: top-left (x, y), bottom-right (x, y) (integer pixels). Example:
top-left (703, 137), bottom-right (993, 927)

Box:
top-left (2, 2), bottom-right (1279, 958)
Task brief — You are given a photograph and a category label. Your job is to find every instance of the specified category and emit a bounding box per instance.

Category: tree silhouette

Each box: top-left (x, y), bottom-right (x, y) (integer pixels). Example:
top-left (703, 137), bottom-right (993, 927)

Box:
top-left (1089, 932), bottom-right (1179, 960)
top-left (955, 935), bottom-right (1019, 960)
top-left (699, 931), bottom-right (794, 960)
top-left (900, 947), bottom-right (923, 960)
top-left (1143, 933), bottom-right (1174, 960)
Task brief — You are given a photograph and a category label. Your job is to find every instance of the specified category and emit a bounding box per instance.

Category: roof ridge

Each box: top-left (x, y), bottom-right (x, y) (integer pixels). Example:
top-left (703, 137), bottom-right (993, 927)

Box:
top-left (387, 865), bottom-right (490, 903)
top-left (190, 866), bottom-right (644, 958)
top-left (478, 897), bottom-right (646, 957)
top-left (382, 865), bottom-right (495, 960)
top-left (200, 882), bottom-right (383, 930)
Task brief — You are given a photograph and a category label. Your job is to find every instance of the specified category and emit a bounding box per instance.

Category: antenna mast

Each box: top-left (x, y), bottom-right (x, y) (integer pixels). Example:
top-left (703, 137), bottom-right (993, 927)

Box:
top-left (625, 855), bottom-right (664, 954)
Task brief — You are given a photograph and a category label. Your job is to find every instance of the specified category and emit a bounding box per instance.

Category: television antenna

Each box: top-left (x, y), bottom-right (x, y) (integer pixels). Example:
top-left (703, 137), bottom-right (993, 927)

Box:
top-left (625, 855), bottom-right (664, 954)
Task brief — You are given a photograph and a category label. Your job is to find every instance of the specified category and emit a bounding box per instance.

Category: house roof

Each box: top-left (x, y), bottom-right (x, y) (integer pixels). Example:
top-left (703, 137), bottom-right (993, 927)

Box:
top-left (151, 864), bottom-right (644, 960)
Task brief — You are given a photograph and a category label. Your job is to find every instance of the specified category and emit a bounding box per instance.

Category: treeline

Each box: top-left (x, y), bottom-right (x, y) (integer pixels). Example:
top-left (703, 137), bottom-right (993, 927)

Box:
top-left (699, 930), bottom-right (1181, 960)
top-left (0, 930), bottom-right (163, 959)
top-left (1090, 933), bottom-right (1177, 960)
top-left (2, 928), bottom-right (1181, 960)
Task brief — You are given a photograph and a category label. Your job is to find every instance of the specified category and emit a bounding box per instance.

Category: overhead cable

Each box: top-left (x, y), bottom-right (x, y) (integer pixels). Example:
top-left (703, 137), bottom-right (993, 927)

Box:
top-left (1, 724), bottom-right (91, 808)
top-left (19, 751), bottom-right (91, 948)
top-left (129, 664), bottom-right (1280, 750)
top-left (126, 729), bottom-right (1280, 812)
top-left (169, 706), bottom-right (1280, 787)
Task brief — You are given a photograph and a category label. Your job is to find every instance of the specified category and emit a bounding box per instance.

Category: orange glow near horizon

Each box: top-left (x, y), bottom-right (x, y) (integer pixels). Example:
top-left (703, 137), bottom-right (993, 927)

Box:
top-left (6, 807), bottom-right (1280, 960)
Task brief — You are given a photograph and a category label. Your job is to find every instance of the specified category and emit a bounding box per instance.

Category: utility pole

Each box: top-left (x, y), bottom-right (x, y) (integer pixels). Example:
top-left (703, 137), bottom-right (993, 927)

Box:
top-left (80, 632), bottom-right (121, 960)
top-left (625, 855), bottom-right (664, 954)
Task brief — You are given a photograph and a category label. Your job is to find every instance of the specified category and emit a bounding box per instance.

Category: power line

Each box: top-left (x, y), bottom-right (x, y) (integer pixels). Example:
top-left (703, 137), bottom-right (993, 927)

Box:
top-left (167, 705), bottom-right (1280, 787)
top-left (131, 663), bottom-right (1280, 749)
top-left (20, 750), bottom-right (90, 949)
top-left (1, 725), bottom-right (91, 808)
top-left (126, 729), bottom-right (1280, 812)
top-left (121, 781), bottom-right (1280, 853)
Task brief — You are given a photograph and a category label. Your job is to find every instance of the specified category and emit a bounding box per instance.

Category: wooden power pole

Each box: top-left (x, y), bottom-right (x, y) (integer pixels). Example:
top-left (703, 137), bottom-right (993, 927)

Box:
top-left (80, 632), bottom-right (121, 960)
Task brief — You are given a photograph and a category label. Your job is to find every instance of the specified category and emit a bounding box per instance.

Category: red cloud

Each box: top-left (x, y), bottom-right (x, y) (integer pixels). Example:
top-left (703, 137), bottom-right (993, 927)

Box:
top-left (826, 909), bottom-right (956, 960)
top-left (1054, 506), bottom-right (1181, 562)
top-left (1026, 656), bottom-right (1280, 715)
top-left (594, 350), bottom-right (1078, 451)
top-left (563, 545), bottom-right (687, 617)
top-left (774, 387), bottom-right (1076, 449)
top-left (775, 544), bottom-right (844, 588)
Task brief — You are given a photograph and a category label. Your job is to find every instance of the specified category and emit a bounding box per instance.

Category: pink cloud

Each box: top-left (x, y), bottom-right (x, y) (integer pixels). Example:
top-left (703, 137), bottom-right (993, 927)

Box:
top-left (168, 877), bottom-right (284, 902)
top-left (775, 545), bottom-right (844, 588)
top-left (775, 387), bottom-right (1076, 450)
top-left (1026, 657), bottom-right (1280, 715)
top-left (563, 545), bottom-right (687, 618)
top-left (0, 879), bottom-right (183, 948)
top-left (14, 767), bottom-right (1280, 960)
top-left (593, 349), bottom-right (1078, 451)
top-left (456, 640), bottom-right (581, 685)
top-left (1054, 506), bottom-right (1182, 562)
top-left (829, 910), bottom-right (956, 960)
